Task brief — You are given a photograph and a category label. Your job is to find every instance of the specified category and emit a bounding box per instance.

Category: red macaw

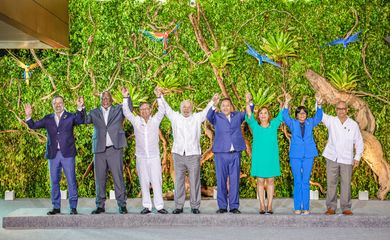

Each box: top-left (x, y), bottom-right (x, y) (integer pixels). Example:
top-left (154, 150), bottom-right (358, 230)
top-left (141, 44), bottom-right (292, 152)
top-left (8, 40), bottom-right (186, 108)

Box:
top-left (140, 22), bottom-right (181, 55)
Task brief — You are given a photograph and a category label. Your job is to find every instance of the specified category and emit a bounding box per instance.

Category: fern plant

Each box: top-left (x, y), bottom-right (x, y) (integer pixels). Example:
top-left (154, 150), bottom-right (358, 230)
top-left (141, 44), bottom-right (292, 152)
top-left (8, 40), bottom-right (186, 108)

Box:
top-left (208, 46), bottom-right (236, 75)
top-left (250, 87), bottom-right (276, 108)
top-left (260, 32), bottom-right (298, 66)
top-left (328, 69), bottom-right (359, 91)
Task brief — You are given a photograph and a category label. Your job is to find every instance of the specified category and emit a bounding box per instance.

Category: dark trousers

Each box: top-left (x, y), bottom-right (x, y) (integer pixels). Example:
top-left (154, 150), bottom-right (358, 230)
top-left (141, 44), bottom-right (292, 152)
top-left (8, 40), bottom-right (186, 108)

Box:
top-left (214, 152), bottom-right (241, 210)
top-left (94, 147), bottom-right (127, 208)
top-left (49, 151), bottom-right (78, 209)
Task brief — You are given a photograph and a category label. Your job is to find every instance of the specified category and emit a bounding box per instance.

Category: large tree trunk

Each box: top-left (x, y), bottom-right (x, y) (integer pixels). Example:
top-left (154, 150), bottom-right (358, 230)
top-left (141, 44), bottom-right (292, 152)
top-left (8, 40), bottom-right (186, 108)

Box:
top-left (361, 131), bottom-right (390, 200)
top-left (305, 69), bottom-right (390, 199)
top-left (305, 70), bottom-right (375, 133)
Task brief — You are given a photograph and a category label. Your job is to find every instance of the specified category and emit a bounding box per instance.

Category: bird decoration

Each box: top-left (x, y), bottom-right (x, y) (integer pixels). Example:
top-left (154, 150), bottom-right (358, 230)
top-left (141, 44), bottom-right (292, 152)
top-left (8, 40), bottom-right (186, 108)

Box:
top-left (7, 50), bottom-right (39, 85)
top-left (322, 30), bottom-right (362, 48)
top-left (244, 42), bottom-right (281, 68)
top-left (140, 22), bottom-right (181, 55)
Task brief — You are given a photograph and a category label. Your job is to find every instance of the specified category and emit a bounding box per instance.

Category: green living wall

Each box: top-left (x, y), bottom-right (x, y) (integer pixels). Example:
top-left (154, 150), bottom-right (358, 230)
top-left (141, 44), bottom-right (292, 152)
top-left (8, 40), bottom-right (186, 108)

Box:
top-left (0, 0), bottom-right (389, 199)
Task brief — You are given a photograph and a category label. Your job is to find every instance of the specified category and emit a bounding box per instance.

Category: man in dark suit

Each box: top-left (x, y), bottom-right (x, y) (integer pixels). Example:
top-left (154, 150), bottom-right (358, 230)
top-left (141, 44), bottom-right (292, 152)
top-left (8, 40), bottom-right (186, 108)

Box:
top-left (85, 91), bottom-right (132, 214)
top-left (207, 93), bottom-right (252, 214)
top-left (25, 95), bottom-right (84, 215)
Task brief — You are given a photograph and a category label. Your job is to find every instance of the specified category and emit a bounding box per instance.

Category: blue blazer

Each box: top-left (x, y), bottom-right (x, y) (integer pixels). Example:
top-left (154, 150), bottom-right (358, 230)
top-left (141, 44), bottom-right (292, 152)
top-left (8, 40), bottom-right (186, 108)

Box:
top-left (282, 107), bottom-right (323, 159)
top-left (26, 110), bottom-right (84, 159)
top-left (207, 107), bottom-right (250, 153)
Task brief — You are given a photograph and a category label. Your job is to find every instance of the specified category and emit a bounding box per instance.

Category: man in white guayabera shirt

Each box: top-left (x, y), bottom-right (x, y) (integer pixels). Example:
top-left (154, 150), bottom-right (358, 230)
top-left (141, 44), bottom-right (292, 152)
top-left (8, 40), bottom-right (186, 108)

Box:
top-left (121, 87), bottom-right (168, 214)
top-left (162, 92), bottom-right (219, 214)
top-left (322, 101), bottom-right (364, 216)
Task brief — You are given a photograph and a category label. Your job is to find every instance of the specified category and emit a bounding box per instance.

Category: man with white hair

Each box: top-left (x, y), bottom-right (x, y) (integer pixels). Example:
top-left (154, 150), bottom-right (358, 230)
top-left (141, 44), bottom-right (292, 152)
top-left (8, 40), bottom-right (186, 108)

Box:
top-left (161, 92), bottom-right (219, 214)
top-left (322, 101), bottom-right (364, 216)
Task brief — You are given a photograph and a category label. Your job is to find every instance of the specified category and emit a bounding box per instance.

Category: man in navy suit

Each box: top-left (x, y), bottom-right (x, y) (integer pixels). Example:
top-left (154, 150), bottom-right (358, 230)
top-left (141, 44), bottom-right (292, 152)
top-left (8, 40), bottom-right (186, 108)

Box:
top-left (207, 93), bottom-right (252, 214)
top-left (25, 96), bottom-right (84, 215)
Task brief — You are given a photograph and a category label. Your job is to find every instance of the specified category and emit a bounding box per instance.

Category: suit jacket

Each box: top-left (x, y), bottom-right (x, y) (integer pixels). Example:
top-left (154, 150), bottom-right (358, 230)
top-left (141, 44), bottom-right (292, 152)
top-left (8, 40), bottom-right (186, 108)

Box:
top-left (26, 110), bottom-right (84, 159)
top-left (207, 107), bottom-right (251, 153)
top-left (282, 107), bottom-right (323, 159)
top-left (85, 98), bottom-right (132, 154)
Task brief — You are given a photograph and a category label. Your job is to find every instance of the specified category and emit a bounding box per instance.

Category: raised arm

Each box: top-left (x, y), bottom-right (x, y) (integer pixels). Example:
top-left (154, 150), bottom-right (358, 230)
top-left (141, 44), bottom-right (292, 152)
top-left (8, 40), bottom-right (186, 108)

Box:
top-left (245, 92), bottom-right (254, 118)
top-left (24, 103), bottom-right (46, 129)
top-left (282, 93), bottom-right (293, 128)
top-left (74, 96), bottom-right (85, 125)
top-left (197, 93), bottom-right (219, 122)
top-left (271, 109), bottom-right (284, 128)
top-left (121, 87), bottom-right (136, 124)
top-left (207, 106), bottom-right (217, 125)
top-left (154, 87), bottom-right (165, 122)
top-left (160, 94), bottom-right (179, 121)
top-left (312, 94), bottom-right (323, 126)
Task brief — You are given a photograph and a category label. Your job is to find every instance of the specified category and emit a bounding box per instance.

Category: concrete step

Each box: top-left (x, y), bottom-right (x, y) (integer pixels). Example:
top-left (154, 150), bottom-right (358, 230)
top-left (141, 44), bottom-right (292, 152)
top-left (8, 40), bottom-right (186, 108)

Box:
top-left (2, 199), bottom-right (390, 229)
top-left (3, 208), bottom-right (390, 229)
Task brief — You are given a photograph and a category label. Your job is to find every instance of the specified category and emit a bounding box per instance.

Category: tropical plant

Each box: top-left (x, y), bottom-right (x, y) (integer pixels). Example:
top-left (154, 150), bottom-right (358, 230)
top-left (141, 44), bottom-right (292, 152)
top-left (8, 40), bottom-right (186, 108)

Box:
top-left (208, 46), bottom-right (236, 75)
top-left (111, 85), bottom-right (148, 107)
top-left (328, 69), bottom-right (359, 91)
top-left (260, 32), bottom-right (298, 66)
top-left (153, 75), bottom-right (185, 95)
top-left (249, 87), bottom-right (276, 108)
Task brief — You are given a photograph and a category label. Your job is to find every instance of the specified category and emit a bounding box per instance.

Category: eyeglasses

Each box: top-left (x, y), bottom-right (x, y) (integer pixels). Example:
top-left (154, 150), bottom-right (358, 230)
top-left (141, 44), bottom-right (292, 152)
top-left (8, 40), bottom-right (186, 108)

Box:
top-left (336, 108), bottom-right (347, 111)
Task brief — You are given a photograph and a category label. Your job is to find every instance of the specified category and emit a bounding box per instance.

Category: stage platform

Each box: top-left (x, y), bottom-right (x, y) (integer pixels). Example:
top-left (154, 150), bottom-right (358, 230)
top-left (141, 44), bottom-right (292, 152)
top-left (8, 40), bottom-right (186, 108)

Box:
top-left (2, 198), bottom-right (390, 229)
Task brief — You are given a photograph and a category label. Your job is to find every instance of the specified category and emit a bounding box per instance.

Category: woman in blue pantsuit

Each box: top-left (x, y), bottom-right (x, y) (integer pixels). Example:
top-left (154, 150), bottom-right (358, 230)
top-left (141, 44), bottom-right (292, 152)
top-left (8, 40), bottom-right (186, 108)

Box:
top-left (283, 93), bottom-right (323, 215)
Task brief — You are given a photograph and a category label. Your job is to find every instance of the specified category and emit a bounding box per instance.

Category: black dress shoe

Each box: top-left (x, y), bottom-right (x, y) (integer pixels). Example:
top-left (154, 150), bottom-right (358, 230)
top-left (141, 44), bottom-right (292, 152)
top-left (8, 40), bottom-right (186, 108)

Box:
top-left (70, 208), bottom-right (78, 215)
top-left (91, 207), bottom-right (105, 214)
top-left (157, 209), bottom-right (168, 214)
top-left (191, 208), bottom-right (200, 214)
top-left (229, 208), bottom-right (241, 214)
top-left (216, 208), bottom-right (228, 214)
top-left (172, 208), bottom-right (183, 214)
top-left (119, 206), bottom-right (128, 214)
top-left (47, 208), bottom-right (61, 215)
top-left (266, 210), bottom-right (273, 215)
top-left (140, 208), bottom-right (151, 214)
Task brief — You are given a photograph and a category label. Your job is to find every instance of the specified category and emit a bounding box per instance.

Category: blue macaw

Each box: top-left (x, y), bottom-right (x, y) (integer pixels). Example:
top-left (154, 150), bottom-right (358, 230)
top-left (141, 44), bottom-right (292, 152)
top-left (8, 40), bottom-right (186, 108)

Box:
top-left (244, 42), bottom-right (281, 68)
top-left (140, 22), bottom-right (181, 55)
top-left (323, 30), bottom-right (362, 48)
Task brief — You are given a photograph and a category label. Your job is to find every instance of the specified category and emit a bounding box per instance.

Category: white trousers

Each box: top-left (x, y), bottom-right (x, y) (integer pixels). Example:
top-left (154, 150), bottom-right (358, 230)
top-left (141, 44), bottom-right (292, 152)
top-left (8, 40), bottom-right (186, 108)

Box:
top-left (136, 156), bottom-right (164, 210)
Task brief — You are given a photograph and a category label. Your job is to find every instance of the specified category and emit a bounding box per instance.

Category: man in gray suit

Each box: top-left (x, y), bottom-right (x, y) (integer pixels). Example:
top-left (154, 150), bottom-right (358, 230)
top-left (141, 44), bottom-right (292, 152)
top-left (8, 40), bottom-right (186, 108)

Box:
top-left (85, 91), bottom-right (132, 214)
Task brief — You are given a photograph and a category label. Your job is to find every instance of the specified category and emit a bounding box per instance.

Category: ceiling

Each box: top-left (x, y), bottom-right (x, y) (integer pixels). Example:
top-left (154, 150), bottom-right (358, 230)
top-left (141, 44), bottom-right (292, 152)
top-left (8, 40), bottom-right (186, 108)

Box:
top-left (0, 0), bottom-right (69, 49)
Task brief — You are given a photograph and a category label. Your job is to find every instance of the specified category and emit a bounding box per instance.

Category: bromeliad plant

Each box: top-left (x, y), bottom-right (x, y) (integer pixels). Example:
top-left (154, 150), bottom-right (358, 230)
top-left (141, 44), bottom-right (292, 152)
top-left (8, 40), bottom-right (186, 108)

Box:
top-left (260, 32), bottom-right (298, 66)
top-left (328, 69), bottom-right (359, 92)
top-left (112, 85), bottom-right (148, 107)
top-left (208, 46), bottom-right (236, 75)
top-left (249, 87), bottom-right (276, 108)
top-left (154, 75), bottom-right (184, 95)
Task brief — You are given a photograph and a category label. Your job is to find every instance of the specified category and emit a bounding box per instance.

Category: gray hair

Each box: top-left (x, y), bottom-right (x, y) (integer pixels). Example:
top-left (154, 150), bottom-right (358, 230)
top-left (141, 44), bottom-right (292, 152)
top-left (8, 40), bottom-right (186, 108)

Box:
top-left (335, 101), bottom-right (348, 108)
top-left (180, 100), bottom-right (193, 113)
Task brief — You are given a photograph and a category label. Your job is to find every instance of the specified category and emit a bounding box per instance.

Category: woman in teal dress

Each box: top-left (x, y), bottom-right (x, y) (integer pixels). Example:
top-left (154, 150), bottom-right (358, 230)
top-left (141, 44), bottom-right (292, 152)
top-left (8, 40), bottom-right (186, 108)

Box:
top-left (245, 101), bottom-right (283, 214)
